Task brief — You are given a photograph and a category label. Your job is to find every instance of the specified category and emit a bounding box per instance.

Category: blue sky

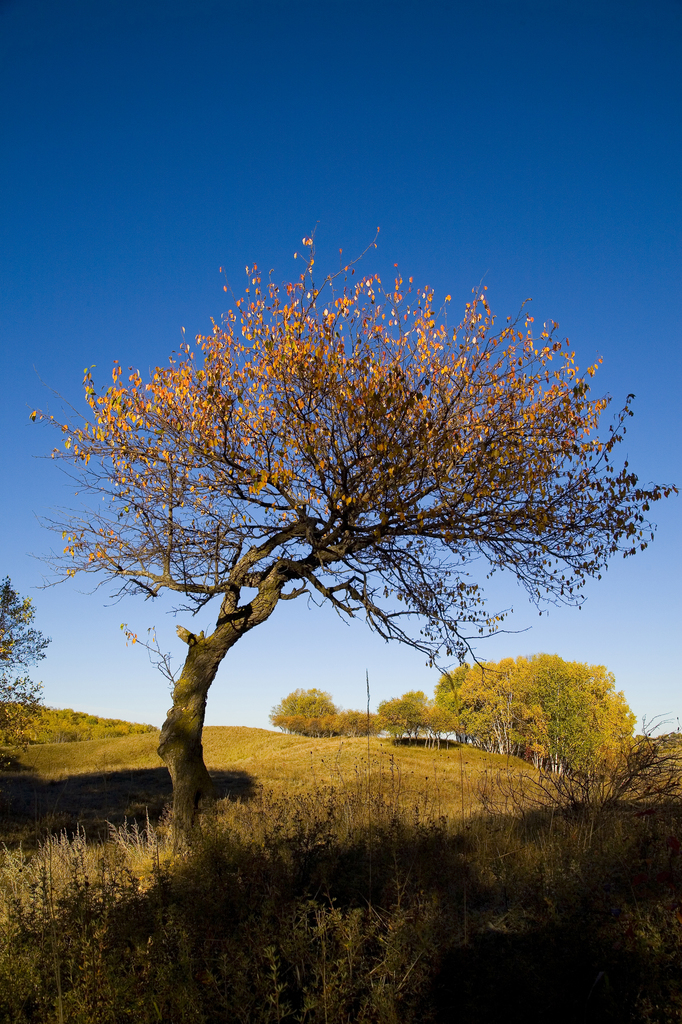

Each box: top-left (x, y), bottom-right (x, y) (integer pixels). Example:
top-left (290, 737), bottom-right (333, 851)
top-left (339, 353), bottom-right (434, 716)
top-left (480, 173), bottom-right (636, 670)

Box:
top-left (1, 0), bottom-right (680, 731)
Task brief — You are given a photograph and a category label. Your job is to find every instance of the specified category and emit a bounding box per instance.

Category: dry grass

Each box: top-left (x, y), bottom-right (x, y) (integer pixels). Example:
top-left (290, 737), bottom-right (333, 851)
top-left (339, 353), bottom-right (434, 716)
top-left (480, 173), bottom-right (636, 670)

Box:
top-left (11, 725), bottom-right (519, 782)
top-left (1, 727), bottom-right (526, 844)
top-left (11, 731), bottom-right (162, 778)
top-left (1, 729), bottom-right (682, 1022)
top-left (202, 726), bottom-right (524, 809)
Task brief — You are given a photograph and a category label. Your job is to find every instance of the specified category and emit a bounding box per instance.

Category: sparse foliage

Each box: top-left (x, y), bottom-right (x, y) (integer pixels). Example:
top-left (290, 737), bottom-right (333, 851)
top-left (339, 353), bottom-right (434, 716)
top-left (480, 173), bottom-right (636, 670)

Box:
top-left (532, 729), bottom-right (682, 812)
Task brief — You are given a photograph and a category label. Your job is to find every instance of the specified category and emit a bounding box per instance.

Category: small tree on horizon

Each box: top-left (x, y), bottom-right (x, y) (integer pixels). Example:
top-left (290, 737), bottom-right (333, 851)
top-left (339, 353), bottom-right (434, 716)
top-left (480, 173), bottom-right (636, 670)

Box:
top-left (377, 690), bottom-right (431, 743)
top-left (270, 688), bottom-right (339, 731)
top-left (34, 239), bottom-right (674, 836)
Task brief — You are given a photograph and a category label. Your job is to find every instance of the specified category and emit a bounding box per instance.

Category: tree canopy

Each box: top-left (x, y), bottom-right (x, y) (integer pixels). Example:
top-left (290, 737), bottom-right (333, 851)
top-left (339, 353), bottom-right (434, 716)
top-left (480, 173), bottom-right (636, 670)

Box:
top-left (271, 688), bottom-right (339, 719)
top-left (376, 690), bottom-right (431, 741)
top-left (0, 578), bottom-right (48, 749)
top-left (435, 654), bottom-right (635, 769)
top-left (33, 241), bottom-right (673, 833)
top-left (269, 688), bottom-right (379, 738)
top-left (38, 245), bottom-right (670, 661)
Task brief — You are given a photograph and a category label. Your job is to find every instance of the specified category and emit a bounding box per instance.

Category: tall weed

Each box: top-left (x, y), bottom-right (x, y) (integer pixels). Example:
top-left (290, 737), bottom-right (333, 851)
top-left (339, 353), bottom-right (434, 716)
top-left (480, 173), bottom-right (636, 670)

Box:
top-left (1, 760), bottom-right (681, 1022)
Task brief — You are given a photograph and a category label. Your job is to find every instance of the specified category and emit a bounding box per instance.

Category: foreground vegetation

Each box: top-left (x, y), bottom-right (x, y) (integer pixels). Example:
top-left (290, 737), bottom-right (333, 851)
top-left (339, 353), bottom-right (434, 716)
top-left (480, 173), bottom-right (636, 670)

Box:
top-left (1, 728), bottom-right (681, 1022)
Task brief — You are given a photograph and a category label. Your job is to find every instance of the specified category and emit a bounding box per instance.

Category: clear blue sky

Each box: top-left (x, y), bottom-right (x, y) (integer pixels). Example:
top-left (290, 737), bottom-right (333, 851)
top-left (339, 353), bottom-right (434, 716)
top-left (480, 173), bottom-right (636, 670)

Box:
top-left (1, 0), bottom-right (680, 731)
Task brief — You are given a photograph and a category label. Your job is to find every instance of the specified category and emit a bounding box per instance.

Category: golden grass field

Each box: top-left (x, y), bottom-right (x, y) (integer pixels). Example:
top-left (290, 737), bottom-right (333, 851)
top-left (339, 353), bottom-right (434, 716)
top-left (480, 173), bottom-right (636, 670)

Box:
top-left (6, 728), bottom-right (524, 823)
top-left (14, 725), bottom-right (520, 778)
top-left (0, 726), bottom-right (530, 850)
top-left (2, 728), bottom-right (682, 1021)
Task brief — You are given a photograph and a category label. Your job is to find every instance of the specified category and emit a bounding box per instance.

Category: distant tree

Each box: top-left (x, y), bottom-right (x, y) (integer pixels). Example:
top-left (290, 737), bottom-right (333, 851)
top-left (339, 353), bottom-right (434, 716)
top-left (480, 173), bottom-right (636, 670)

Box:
top-left (522, 654), bottom-right (635, 772)
top-left (434, 664), bottom-right (469, 718)
top-left (337, 709), bottom-right (380, 737)
top-left (270, 688), bottom-right (338, 723)
top-left (272, 713), bottom-right (307, 736)
top-left (34, 239), bottom-right (673, 835)
top-left (423, 704), bottom-right (459, 749)
top-left (456, 658), bottom-right (537, 757)
top-left (25, 707), bottom-right (156, 744)
top-left (0, 578), bottom-right (49, 750)
top-left (454, 654), bottom-right (635, 770)
top-left (377, 690), bottom-right (430, 742)
top-left (272, 706), bottom-right (381, 738)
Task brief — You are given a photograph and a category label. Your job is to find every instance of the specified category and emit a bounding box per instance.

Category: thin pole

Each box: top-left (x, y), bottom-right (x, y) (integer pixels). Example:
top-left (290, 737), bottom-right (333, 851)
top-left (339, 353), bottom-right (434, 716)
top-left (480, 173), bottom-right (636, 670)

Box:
top-left (460, 746), bottom-right (465, 819)
top-left (366, 669), bottom-right (372, 904)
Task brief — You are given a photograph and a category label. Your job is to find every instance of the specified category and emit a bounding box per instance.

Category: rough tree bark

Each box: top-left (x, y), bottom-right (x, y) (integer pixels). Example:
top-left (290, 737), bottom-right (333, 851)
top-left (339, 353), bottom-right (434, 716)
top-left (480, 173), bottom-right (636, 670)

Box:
top-left (158, 628), bottom-right (220, 838)
top-left (157, 573), bottom-right (289, 838)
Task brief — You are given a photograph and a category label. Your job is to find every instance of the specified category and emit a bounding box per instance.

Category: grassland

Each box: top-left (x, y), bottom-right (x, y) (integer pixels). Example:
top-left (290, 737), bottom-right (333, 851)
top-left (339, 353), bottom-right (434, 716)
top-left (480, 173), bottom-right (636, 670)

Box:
top-left (1, 728), bottom-right (681, 1022)
top-left (11, 724), bottom-right (515, 784)
top-left (0, 727), bottom-right (519, 846)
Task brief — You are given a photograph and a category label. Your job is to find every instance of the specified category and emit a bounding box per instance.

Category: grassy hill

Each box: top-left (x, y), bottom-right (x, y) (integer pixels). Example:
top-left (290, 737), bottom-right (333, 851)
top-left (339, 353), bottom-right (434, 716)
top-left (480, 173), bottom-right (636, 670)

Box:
top-left (1, 705), bottom-right (158, 745)
top-left (11, 723), bottom-right (517, 777)
top-left (1, 727), bottom-right (681, 1021)
top-left (2, 726), bottom-right (524, 844)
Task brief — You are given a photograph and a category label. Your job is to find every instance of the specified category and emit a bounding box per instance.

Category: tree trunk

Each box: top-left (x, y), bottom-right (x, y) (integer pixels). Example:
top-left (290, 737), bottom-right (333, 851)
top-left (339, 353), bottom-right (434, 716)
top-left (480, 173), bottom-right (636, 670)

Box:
top-left (158, 630), bottom-right (222, 839)
top-left (157, 576), bottom-right (286, 841)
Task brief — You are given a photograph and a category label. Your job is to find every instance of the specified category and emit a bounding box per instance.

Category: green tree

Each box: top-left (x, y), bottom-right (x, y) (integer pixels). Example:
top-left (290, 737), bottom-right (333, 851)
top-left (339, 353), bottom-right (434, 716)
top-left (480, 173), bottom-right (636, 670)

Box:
top-left (453, 654), bottom-right (635, 770)
top-left (434, 664), bottom-right (470, 718)
top-left (522, 654), bottom-right (635, 772)
top-left (457, 658), bottom-right (536, 756)
top-left (270, 688), bottom-right (338, 722)
top-left (35, 244), bottom-right (672, 835)
top-left (377, 690), bottom-right (430, 742)
top-left (0, 578), bottom-right (49, 749)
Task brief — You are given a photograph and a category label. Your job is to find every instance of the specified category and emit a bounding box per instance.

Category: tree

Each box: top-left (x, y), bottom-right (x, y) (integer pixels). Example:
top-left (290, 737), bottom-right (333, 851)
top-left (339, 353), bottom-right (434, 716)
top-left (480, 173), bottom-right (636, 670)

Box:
top-left (423, 704), bottom-right (459, 749)
top-left (337, 708), bottom-right (380, 738)
top-left (270, 687), bottom-right (339, 721)
top-left (453, 654), bottom-right (636, 769)
top-left (34, 240), bottom-right (673, 834)
top-left (269, 690), bottom-right (380, 737)
top-left (522, 653), bottom-right (635, 772)
top-left (456, 658), bottom-right (537, 757)
top-left (270, 687), bottom-right (339, 735)
top-left (377, 690), bottom-right (430, 742)
top-left (435, 664), bottom-right (469, 715)
top-left (0, 578), bottom-right (49, 749)
top-left (434, 664), bottom-right (472, 742)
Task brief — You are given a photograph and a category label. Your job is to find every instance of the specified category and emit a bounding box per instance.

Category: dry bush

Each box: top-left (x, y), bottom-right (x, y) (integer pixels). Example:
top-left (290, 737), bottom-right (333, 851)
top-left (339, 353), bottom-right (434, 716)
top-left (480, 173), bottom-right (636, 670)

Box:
top-left (475, 733), bottom-right (682, 818)
top-left (1, 748), bottom-right (682, 1021)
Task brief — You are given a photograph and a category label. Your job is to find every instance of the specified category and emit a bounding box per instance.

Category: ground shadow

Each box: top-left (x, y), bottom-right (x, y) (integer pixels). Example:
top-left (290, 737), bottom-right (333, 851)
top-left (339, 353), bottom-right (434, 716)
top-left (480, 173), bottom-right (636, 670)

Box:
top-left (0, 752), bottom-right (34, 773)
top-left (0, 766), bottom-right (255, 842)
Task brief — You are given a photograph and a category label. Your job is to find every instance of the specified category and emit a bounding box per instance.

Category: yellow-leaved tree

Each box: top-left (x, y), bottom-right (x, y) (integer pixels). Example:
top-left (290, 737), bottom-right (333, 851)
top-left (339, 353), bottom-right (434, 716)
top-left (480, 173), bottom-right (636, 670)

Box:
top-left (446, 654), bottom-right (635, 768)
top-left (34, 239), bottom-right (673, 836)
